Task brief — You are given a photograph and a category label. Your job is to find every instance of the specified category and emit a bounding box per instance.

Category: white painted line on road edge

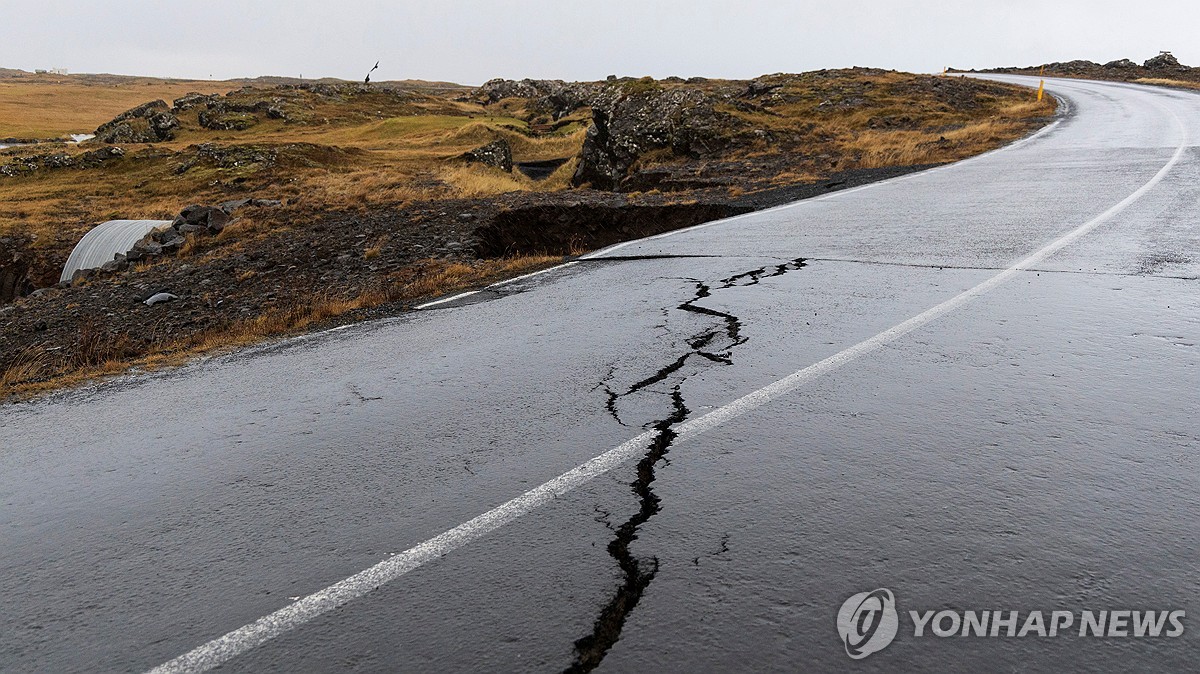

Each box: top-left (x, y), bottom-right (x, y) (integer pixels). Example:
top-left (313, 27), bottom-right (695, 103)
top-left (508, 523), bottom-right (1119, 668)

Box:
top-left (413, 290), bottom-right (480, 309)
top-left (414, 262), bottom-right (581, 309)
top-left (148, 101), bottom-right (1184, 674)
top-left (488, 260), bottom-right (579, 288)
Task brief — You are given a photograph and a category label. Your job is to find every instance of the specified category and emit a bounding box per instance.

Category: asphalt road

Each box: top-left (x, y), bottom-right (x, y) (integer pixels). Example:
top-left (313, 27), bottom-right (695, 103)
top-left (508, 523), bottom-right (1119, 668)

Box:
top-left (2, 75), bottom-right (1199, 673)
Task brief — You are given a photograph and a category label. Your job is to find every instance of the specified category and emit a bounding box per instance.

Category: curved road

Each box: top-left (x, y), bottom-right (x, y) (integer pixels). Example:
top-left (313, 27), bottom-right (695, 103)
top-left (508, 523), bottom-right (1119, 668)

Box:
top-left (2, 76), bottom-right (1199, 672)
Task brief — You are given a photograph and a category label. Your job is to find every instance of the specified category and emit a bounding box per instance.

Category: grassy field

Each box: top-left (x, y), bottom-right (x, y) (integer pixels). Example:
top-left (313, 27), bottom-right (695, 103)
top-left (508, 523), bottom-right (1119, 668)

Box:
top-left (0, 71), bottom-right (474, 138)
top-left (0, 118), bottom-right (585, 255)
top-left (0, 75), bottom-right (232, 138)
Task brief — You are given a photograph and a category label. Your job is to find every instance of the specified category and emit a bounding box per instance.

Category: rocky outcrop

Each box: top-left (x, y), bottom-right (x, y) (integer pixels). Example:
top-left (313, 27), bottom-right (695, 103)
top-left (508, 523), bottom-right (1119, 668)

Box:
top-left (217, 197), bottom-right (284, 213)
top-left (573, 85), bottom-right (741, 190)
top-left (0, 146), bottom-right (124, 177)
top-left (174, 143), bottom-right (278, 174)
top-left (477, 78), bottom-right (551, 102)
top-left (476, 78), bottom-right (603, 120)
top-left (94, 100), bottom-right (179, 143)
top-left (198, 105), bottom-right (260, 130)
top-left (0, 236), bottom-right (33, 303)
top-left (1144, 52), bottom-right (1184, 71)
top-left (1044, 60), bottom-right (1103, 75)
top-left (173, 205), bottom-right (231, 234)
top-left (172, 92), bottom-right (220, 112)
top-left (462, 139), bottom-right (513, 172)
top-left (0, 152), bottom-right (72, 176)
top-left (984, 53), bottom-right (1197, 82)
top-left (77, 146), bottom-right (126, 166)
top-left (91, 83), bottom-right (424, 145)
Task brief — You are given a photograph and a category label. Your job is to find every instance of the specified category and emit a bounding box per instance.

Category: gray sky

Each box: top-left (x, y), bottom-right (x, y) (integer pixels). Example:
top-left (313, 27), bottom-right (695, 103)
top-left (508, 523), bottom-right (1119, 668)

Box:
top-left (3, 0), bottom-right (1198, 84)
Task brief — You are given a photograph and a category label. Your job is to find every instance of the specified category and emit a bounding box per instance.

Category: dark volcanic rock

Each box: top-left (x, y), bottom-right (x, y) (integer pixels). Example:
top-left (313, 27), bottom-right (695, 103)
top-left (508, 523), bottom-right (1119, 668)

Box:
top-left (476, 78), bottom-right (602, 119)
top-left (986, 53), bottom-right (1198, 83)
top-left (94, 100), bottom-right (179, 143)
top-left (477, 78), bottom-right (549, 102)
top-left (174, 205), bottom-right (232, 234)
top-left (0, 236), bottom-right (34, 303)
top-left (573, 85), bottom-right (741, 190)
top-left (1144, 52), bottom-right (1184, 70)
top-left (76, 146), bottom-right (126, 167)
top-left (172, 92), bottom-right (220, 112)
top-left (0, 146), bottom-right (125, 177)
top-left (198, 105), bottom-right (259, 131)
top-left (462, 139), bottom-right (513, 172)
top-left (1046, 60), bottom-right (1103, 75)
top-left (218, 197), bottom-right (284, 214)
top-left (174, 143), bottom-right (281, 174)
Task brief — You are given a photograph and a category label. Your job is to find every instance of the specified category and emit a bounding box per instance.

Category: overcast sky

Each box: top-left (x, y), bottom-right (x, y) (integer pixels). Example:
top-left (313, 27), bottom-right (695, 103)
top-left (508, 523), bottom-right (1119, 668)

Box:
top-left (2, 1), bottom-right (1198, 84)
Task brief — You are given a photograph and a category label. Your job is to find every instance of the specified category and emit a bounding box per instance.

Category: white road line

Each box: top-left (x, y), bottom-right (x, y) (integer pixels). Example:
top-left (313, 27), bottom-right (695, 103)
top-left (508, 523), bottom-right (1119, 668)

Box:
top-left (414, 262), bottom-right (581, 309)
top-left (413, 290), bottom-right (481, 309)
top-left (488, 260), bottom-right (579, 287)
top-left (149, 97), bottom-right (1184, 674)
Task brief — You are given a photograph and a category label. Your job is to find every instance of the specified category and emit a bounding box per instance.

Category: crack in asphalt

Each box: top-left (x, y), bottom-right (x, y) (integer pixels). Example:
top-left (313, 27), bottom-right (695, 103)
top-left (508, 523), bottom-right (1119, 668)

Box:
top-left (715, 258), bottom-right (807, 289)
top-left (567, 258), bottom-right (805, 672)
top-left (566, 386), bottom-right (688, 674)
top-left (601, 258), bottom-right (806, 426)
top-left (692, 533), bottom-right (731, 566)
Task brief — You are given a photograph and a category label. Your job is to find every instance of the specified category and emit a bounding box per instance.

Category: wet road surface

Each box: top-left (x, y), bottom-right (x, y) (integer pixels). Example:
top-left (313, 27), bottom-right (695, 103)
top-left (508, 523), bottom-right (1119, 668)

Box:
top-left (2, 76), bottom-right (1199, 672)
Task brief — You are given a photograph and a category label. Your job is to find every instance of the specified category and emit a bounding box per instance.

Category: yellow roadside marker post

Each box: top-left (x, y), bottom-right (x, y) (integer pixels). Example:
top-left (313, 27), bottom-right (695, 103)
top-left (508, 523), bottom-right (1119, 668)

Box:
top-left (1037, 79), bottom-right (1045, 102)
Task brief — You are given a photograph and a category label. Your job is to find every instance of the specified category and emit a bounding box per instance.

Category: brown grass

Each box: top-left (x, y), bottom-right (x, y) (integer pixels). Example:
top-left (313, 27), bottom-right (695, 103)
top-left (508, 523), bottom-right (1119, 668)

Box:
top-left (0, 254), bottom-right (564, 399)
top-left (441, 164), bottom-right (533, 197)
top-left (0, 115), bottom-right (586, 256)
top-left (362, 241), bottom-right (384, 260)
top-left (1133, 78), bottom-right (1200, 91)
top-left (710, 71), bottom-right (1058, 177)
top-left (0, 76), bottom-right (232, 138)
top-left (770, 170), bottom-right (820, 185)
top-left (837, 99), bottom-right (1057, 169)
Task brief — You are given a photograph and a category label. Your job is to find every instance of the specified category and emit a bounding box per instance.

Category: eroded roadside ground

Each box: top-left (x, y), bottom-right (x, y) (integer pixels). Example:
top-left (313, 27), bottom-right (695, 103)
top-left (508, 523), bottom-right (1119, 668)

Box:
top-left (0, 68), bottom-right (1056, 399)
